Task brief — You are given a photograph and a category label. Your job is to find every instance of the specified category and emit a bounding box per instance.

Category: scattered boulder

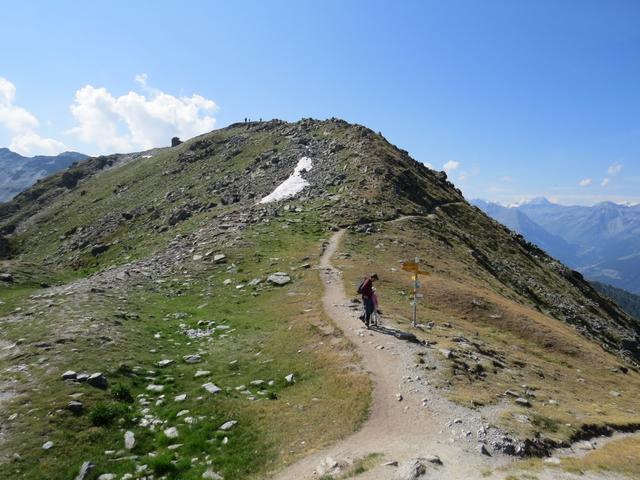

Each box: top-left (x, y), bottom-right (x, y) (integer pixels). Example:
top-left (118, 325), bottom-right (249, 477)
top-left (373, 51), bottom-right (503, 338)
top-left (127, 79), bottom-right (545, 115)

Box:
top-left (167, 208), bottom-right (191, 226)
top-left (219, 420), bottom-right (237, 431)
top-left (515, 397), bottom-right (531, 407)
top-left (42, 440), bottom-right (54, 450)
top-left (146, 384), bottom-right (164, 392)
top-left (175, 393), bottom-right (187, 402)
top-left (285, 373), bottom-right (295, 383)
top-left (164, 427), bottom-right (179, 439)
top-left (90, 244), bottom-right (109, 256)
top-left (478, 444), bottom-right (491, 456)
top-left (87, 373), bottom-right (108, 390)
top-left (213, 254), bottom-right (227, 263)
top-left (203, 383), bottom-right (222, 394)
top-left (97, 474), bottom-right (116, 480)
top-left (67, 401), bottom-right (84, 414)
top-left (195, 370), bottom-right (211, 378)
top-left (439, 348), bottom-right (453, 359)
top-left (183, 354), bottom-right (202, 364)
top-left (157, 359), bottom-right (174, 367)
top-left (171, 137), bottom-right (182, 147)
top-left (124, 431), bottom-right (135, 450)
top-left (395, 458), bottom-right (427, 480)
top-left (0, 273), bottom-right (13, 282)
top-left (62, 370), bottom-right (77, 380)
top-left (267, 272), bottom-right (291, 286)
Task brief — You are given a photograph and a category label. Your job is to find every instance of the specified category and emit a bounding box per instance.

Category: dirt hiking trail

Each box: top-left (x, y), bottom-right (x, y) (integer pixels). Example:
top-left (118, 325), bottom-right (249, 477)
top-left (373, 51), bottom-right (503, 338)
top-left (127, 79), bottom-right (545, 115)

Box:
top-left (272, 229), bottom-right (513, 479)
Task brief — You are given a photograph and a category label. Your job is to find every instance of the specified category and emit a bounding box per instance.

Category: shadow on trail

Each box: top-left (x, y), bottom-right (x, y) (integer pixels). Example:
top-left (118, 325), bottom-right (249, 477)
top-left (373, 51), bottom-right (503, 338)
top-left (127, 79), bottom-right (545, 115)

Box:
top-left (367, 322), bottom-right (426, 346)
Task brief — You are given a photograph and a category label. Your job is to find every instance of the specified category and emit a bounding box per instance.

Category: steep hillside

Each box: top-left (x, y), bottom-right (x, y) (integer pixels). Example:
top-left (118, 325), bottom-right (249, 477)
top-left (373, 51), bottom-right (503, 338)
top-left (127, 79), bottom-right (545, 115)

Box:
top-left (1, 119), bottom-right (639, 480)
top-left (592, 281), bottom-right (640, 321)
top-left (0, 148), bottom-right (87, 202)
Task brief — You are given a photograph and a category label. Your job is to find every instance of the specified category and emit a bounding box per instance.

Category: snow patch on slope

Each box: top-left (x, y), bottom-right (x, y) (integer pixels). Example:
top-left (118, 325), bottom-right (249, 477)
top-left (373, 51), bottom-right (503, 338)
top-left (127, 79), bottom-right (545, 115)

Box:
top-left (259, 157), bottom-right (313, 204)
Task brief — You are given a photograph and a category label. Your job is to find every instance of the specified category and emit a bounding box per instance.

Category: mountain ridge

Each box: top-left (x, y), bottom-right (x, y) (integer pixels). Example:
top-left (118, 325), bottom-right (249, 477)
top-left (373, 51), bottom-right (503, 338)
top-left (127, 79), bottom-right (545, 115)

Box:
top-left (0, 148), bottom-right (88, 203)
top-left (472, 197), bottom-right (640, 294)
top-left (1, 118), bottom-right (640, 479)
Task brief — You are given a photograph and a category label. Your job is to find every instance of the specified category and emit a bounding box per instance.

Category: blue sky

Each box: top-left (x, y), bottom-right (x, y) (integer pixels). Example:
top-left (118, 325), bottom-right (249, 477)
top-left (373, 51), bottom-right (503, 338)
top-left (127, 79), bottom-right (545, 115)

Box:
top-left (1, 0), bottom-right (639, 205)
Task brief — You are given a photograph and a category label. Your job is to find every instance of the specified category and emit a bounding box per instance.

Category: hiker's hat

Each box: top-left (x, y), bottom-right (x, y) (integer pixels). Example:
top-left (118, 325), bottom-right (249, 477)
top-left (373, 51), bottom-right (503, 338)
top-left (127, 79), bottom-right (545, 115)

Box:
top-left (371, 273), bottom-right (379, 280)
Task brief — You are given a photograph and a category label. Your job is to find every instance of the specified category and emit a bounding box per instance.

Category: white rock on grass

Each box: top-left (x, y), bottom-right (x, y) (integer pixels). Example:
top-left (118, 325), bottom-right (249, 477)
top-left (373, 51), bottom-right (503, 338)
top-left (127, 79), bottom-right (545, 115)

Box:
top-left (75, 461), bottom-right (94, 480)
top-left (203, 383), bottom-right (222, 394)
top-left (183, 354), bottom-right (202, 364)
top-left (42, 440), bottom-right (54, 450)
top-left (219, 420), bottom-right (237, 431)
top-left (202, 469), bottom-right (224, 479)
top-left (61, 370), bottom-right (77, 380)
top-left (194, 370), bottom-right (210, 378)
top-left (164, 427), bottom-right (179, 439)
top-left (87, 372), bottom-right (108, 390)
top-left (157, 359), bottom-right (174, 367)
top-left (124, 431), bottom-right (135, 450)
top-left (175, 393), bottom-right (187, 402)
top-left (146, 384), bottom-right (164, 392)
top-left (97, 474), bottom-right (116, 480)
top-left (285, 373), bottom-right (295, 383)
top-left (267, 272), bottom-right (291, 286)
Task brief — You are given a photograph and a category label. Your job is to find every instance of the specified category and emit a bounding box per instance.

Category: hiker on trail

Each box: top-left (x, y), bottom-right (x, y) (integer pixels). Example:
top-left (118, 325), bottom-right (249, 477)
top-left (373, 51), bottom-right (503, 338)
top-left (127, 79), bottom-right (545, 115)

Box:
top-left (358, 273), bottom-right (379, 327)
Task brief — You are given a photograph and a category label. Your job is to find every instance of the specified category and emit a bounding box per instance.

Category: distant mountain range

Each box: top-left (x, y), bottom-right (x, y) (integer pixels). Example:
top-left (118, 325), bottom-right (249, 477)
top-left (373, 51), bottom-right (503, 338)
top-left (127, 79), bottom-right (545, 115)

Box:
top-left (0, 148), bottom-right (88, 202)
top-left (472, 197), bottom-right (640, 294)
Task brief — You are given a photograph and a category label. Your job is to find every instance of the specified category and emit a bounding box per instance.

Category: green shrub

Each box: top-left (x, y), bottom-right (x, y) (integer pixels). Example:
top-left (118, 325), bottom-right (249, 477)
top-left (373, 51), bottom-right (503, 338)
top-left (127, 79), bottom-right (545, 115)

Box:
top-left (89, 402), bottom-right (129, 427)
top-left (111, 384), bottom-right (134, 403)
top-left (531, 413), bottom-right (560, 433)
top-left (149, 453), bottom-right (177, 475)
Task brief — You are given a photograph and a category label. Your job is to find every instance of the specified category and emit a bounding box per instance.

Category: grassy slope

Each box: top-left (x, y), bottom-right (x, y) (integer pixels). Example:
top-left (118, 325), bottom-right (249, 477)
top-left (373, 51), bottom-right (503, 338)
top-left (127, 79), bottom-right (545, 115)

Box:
top-left (0, 213), bottom-right (370, 479)
top-left (338, 212), bottom-right (640, 464)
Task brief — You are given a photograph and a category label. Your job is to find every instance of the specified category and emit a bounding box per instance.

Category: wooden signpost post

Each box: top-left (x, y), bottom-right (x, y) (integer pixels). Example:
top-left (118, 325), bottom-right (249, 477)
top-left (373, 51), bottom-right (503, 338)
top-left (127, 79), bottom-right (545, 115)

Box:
top-left (402, 257), bottom-right (429, 327)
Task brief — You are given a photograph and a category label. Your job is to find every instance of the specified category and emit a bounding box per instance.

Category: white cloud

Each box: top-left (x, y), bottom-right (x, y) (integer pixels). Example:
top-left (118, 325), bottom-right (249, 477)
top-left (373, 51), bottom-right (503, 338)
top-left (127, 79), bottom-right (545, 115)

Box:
top-left (578, 178), bottom-right (592, 187)
top-left (607, 162), bottom-right (623, 176)
top-left (68, 74), bottom-right (218, 154)
top-left (442, 160), bottom-right (460, 172)
top-left (9, 131), bottom-right (68, 156)
top-left (0, 77), bottom-right (68, 156)
top-left (601, 177), bottom-right (610, 186)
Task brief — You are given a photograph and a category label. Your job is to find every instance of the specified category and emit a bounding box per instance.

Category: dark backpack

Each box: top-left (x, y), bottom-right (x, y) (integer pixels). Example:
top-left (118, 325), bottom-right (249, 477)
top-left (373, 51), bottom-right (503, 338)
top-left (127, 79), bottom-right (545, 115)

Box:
top-left (357, 278), bottom-right (367, 295)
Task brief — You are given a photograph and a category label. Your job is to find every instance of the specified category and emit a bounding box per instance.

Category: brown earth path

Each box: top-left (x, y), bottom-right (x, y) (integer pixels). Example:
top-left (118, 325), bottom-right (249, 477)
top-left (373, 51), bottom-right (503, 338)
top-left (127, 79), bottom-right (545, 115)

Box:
top-left (271, 228), bottom-right (513, 479)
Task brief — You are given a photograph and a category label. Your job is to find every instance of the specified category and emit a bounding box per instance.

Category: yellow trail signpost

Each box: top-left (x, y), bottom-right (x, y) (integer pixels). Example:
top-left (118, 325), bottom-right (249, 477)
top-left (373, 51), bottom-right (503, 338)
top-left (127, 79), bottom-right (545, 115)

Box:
top-left (402, 257), bottom-right (429, 327)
